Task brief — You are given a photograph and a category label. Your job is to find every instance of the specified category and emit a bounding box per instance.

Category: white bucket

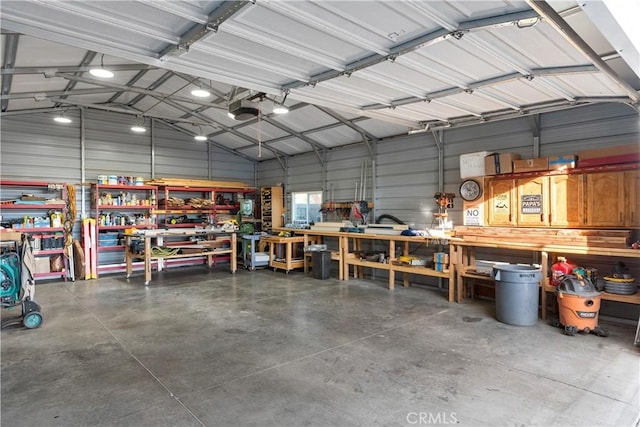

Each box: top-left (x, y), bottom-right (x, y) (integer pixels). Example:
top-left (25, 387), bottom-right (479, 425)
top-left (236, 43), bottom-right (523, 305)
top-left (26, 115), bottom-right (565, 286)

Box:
top-left (108, 175), bottom-right (118, 185)
top-left (97, 175), bottom-right (108, 184)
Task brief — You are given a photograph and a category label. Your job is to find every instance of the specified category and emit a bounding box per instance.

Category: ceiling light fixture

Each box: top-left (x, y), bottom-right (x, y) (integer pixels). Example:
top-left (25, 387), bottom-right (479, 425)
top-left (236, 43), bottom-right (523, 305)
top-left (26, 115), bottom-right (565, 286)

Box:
top-left (89, 54), bottom-right (114, 79)
top-left (191, 87), bottom-right (211, 98)
top-left (131, 117), bottom-right (146, 133)
top-left (194, 126), bottom-right (208, 141)
top-left (272, 93), bottom-right (289, 114)
top-left (53, 113), bottom-right (72, 124)
top-left (516, 17), bottom-right (539, 29)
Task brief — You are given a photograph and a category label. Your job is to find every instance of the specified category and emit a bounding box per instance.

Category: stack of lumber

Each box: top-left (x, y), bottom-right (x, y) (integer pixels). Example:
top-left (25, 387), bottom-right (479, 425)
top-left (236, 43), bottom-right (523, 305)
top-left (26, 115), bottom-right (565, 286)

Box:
top-left (146, 178), bottom-right (250, 189)
top-left (454, 227), bottom-right (631, 249)
top-left (186, 197), bottom-right (213, 208)
top-left (164, 197), bottom-right (185, 207)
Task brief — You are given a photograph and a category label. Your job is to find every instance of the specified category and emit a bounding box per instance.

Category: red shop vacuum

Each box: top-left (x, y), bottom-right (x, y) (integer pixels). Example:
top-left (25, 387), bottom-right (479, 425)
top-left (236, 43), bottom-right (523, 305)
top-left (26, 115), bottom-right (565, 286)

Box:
top-left (555, 274), bottom-right (608, 337)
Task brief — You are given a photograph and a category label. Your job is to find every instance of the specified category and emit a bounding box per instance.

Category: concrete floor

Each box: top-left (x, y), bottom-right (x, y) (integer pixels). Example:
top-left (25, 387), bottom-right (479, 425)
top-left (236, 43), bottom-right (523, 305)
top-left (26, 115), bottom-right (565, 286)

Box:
top-left (1, 265), bottom-right (639, 427)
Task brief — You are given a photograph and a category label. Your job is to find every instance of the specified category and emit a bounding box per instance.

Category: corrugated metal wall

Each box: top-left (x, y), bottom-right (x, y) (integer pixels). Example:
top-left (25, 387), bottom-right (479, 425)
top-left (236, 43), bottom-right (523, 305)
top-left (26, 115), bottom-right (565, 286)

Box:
top-left (1, 108), bottom-right (255, 236)
top-left (2, 103), bottom-right (638, 318)
top-left (257, 103), bottom-right (639, 302)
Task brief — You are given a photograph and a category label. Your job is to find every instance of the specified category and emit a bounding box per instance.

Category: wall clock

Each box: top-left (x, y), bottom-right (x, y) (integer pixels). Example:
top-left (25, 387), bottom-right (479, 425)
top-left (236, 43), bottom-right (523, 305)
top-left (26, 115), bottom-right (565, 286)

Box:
top-left (460, 179), bottom-right (482, 202)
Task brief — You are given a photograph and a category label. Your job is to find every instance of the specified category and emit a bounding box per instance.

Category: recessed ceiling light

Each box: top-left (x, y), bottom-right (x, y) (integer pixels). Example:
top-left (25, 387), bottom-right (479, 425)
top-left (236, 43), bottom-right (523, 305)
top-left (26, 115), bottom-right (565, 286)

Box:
top-left (191, 88), bottom-right (211, 97)
top-left (194, 135), bottom-right (208, 141)
top-left (131, 125), bottom-right (146, 133)
top-left (54, 116), bottom-right (72, 124)
top-left (89, 68), bottom-right (114, 79)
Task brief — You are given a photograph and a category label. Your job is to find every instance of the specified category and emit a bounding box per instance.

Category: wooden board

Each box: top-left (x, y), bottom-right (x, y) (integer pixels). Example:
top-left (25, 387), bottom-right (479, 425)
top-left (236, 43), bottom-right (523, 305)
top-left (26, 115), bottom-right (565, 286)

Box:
top-left (453, 227), bottom-right (631, 249)
top-left (146, 178), bottom-right (250, 189)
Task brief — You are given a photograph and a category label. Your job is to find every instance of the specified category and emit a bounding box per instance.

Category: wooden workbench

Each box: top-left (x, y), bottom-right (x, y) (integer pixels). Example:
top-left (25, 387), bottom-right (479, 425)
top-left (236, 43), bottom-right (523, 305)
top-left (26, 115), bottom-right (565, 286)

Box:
top-left (449, 238), bottom-right (640, 318)
top-left (259, 235), bottom-right (307, 273)
top-left (274, 228), bottom-right (456, 300)
top-left (124, 229), bottom-right (237, 285)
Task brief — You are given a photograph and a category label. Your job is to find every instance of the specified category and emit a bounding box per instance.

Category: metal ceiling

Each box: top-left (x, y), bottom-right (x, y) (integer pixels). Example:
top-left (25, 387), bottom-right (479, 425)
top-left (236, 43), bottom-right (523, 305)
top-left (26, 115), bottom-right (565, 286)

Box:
top-left (1, 0), bottom-right (639, 162)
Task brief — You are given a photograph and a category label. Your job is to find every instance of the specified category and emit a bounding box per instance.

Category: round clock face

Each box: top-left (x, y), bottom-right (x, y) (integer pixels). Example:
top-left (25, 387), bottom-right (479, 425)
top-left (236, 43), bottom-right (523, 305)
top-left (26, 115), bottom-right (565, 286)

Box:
top-left (460, 179), bottom-right (482, 201)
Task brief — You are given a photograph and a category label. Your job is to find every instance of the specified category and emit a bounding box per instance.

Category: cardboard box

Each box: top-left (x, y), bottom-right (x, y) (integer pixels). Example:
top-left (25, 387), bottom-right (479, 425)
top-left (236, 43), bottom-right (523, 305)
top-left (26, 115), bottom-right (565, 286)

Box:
top-left (513, 157), bottom-right (549, 173)
top-left (34, 257), bottom-right (50, 274)
top-left (0, 230), bottom-right (23, 242)
top-left (578, 143), bottom-right (639, 160)
top-left (548, 154), bottom-right (577, 170)
top-left (484, 153), bottom-right (521, 175)
top-left (578, 143), bottom-right (640, 167)
top-left (460, 151), bottom-right (491, 178)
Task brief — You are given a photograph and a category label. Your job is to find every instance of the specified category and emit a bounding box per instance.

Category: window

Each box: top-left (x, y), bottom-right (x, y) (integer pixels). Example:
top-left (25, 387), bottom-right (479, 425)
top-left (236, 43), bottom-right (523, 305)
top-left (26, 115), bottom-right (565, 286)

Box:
top-left (291, 191), bottom-right (323, 225)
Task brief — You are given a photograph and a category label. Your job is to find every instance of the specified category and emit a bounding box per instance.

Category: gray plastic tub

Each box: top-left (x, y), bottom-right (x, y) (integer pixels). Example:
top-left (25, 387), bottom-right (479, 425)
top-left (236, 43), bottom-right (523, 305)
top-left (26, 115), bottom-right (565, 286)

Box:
top-left (492, 264), bottom-right (543, 326)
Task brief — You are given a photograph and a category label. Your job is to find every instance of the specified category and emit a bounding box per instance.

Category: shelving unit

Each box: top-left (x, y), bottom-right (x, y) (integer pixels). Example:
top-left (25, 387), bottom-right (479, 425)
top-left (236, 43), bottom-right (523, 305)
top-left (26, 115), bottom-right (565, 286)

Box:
top-left (260, 186), bottom-right (283, 233)
top-left (154, 186), bottom-right (256, 229)
top-left (0, 180), bottom-right (68, 281)
top-left (89, 183), bottom-right (157, 276)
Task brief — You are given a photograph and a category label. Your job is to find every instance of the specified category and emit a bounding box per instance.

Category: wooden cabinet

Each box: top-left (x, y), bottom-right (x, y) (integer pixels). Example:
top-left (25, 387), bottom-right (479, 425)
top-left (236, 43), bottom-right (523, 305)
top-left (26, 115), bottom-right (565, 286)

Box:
top-left (261, 186), bottom-right (283, 232)
top-left (585, 172), bottom-right (625, 227)
top-left (626, 170), bottom-right (640, 227)
top-left (549, 174), bottom-right (584, 227)
top-left (486, 179), bottom-right (516, 226)
top-left (484, 168), bottom-right (637, 229)
top-left (516, 177), bottom-right (549, 227)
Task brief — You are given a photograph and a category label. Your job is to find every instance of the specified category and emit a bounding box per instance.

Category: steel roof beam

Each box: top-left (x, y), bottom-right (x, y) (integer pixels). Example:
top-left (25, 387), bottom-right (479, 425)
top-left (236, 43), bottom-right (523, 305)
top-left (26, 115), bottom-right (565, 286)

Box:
top-left (2, 88), bottom-right (119, 101)
top-left (54, 73), bottom-right (227, 110)
top-left (361, 65), bottom-right (598, 110)
top-left (53, 51), bottom-right (97, 109)
top-left (260, 117), bottom-right (326, 167)
top-left (157, 97), bottom-right (288, 163)
top-left (1, 33), bottom-right (20, 112)
top-left (107, 69), bottom-right (151, 104)
top-left (313, 105), bottom-right (379, 158)
top-left (526, 0), bottom-right (640, 104)
top-left (158, 1), bottom-right (253, 60)
top-left (160, 121), bottom-right (257, 163)
top-left (281, 8), bottom-right (539, 92)
top-left (1, 63), bottom-right (155, 75)
top-left (126, 70), bottom-right (175, 107)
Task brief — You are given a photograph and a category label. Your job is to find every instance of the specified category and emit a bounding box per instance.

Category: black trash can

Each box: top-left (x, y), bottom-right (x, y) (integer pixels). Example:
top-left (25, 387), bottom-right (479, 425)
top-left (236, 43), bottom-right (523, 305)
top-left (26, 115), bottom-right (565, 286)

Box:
top-left (312, 251), bottom-right (331, 280)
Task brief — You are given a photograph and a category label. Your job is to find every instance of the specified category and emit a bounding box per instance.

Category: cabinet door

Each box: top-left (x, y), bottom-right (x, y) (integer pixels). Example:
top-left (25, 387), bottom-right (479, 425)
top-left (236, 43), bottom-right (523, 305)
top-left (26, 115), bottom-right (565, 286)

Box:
top-left (626, 170), bottom-right (640, 227)
top-left (585, 172), bottom-right (625, 227)
top-left (486, 179), bottom-right (516, 226)
top-left (516, 177), bottom-right (549, 226)
top-left (549, 174), bottom-right (584, 227)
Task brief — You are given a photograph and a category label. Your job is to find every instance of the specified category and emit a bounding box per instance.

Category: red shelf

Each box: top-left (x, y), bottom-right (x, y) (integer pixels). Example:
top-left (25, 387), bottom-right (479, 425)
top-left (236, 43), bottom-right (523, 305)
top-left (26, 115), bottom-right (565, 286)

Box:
top-left (9, 227), bottom-right (65, 233)
top-left (96, 205), bottom-right (156, 209)
top-left (34, 249), bottom-right (65, 255)
top-left (1, 203), bottom-right (66, 209)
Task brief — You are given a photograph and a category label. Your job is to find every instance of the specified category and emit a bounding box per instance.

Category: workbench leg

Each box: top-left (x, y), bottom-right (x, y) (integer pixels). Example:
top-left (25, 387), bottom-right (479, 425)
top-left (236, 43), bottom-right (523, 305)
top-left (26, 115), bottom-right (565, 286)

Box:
top-left (286, 242), bottom-right (292, 272)
top-left (403, 241), bottom-right (409, 287)
top-left (451, 244), bottom-right (459, 303)
top-left (144, 237), bottom-right (152, 286)
top-left (541, 251), bottom-right (548, 320)
top-left (125, 236), bottom-right (133, 278)
top-left (388, 240), bottom-right (395, 289)
top-left (452, 245), bottom-right (465, 304)
top-left (230, 233), bottom-right (237, 273)
top-left (341, 236), bottom-right (349, 281)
